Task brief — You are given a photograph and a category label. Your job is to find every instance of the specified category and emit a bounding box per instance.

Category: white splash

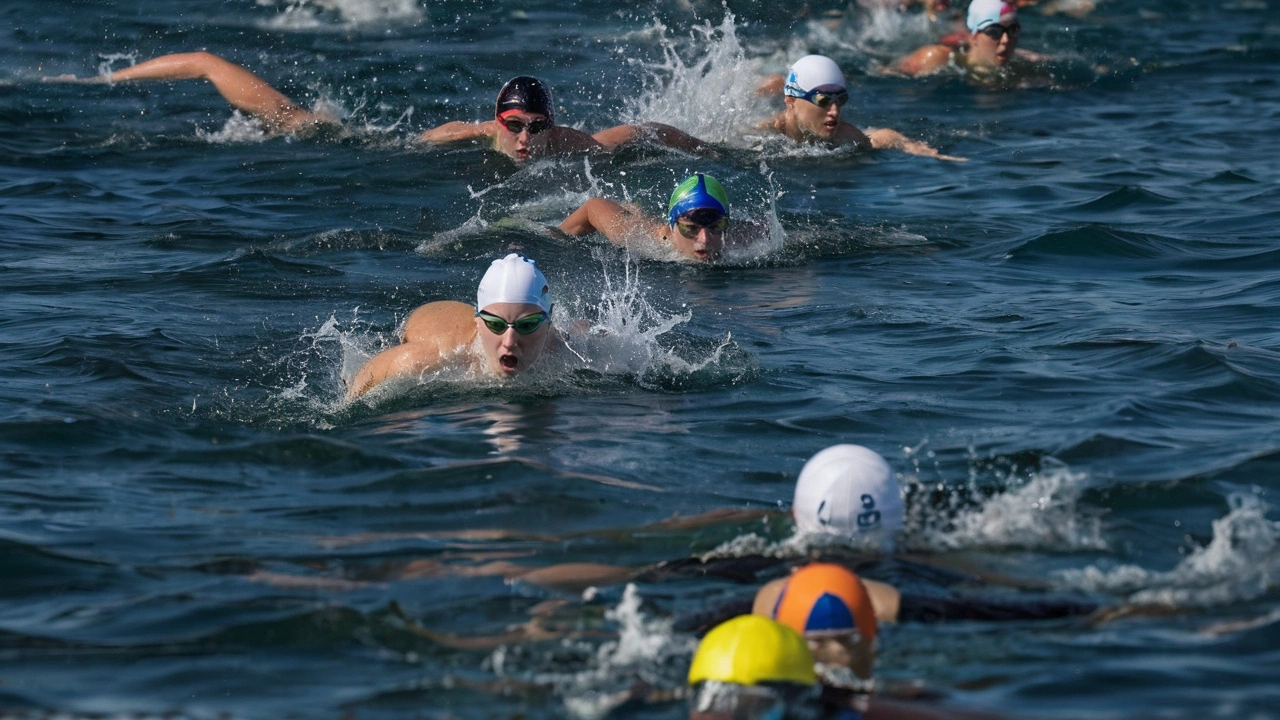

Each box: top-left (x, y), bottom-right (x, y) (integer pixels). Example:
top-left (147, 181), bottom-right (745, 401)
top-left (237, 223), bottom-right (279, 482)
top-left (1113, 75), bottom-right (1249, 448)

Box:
top-left (1059, 491), bottom-right (1280, 607)
top-left (908, 454), bottom-right (1107, 553)
top-left (620, 13), bottom-right (773, 145)
top-left (553, 584), bottom-right (694, 720)
top-left (257, 0), bottom-right (424, 30)
top-left (195, 111), bottom-right (270, 144)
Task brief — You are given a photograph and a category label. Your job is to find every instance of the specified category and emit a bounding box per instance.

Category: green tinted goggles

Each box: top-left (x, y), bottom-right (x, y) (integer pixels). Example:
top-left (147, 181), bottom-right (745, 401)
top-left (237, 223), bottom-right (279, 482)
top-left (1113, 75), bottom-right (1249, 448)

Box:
top-left (475, 310), bottom-right (550, 335)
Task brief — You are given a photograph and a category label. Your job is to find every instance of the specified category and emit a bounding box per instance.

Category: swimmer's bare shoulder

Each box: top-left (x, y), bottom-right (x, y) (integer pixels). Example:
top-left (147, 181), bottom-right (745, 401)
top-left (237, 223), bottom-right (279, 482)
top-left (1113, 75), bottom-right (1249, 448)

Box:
top-left (895, 45), bottom-right (955, 77)
top-left (401, 300), bottom-right (476, 344)
top-left (347, 301), bottom-right (477, 400)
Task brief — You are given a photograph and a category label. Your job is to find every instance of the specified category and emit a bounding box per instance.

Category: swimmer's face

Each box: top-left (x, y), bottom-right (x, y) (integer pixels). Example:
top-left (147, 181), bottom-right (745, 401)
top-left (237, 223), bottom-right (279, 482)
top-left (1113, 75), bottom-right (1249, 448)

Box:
top-left (809, 633), bottom-right (875, 680)
top-left (475, 302), bottom-right (551, 376)
top-left (669, 211), bottom-right (726, 262)
top-left (970, 21), bottom-right (1019, 66)
top-left (785, 92), bottom-right (844, 141)
top-left (495, 111), bottom-right (551, 162)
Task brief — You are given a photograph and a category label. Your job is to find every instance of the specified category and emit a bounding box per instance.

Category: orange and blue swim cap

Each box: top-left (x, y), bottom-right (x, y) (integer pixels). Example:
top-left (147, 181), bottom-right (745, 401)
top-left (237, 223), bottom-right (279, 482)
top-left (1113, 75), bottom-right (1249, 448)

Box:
top-left (771, 563), bottom-right (877, 643)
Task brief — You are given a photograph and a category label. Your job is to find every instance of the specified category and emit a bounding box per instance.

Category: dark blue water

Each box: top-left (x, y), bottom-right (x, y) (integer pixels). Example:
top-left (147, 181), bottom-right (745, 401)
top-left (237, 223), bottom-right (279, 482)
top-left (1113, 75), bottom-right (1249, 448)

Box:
top-left (3, 0), bottom-right (1279, 717)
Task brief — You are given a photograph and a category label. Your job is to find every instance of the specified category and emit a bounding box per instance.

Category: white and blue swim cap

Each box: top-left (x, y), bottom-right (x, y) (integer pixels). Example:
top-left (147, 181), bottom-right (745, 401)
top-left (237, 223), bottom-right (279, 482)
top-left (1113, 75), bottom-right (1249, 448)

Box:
top-left (792, 445), bottom-right (905, 541)
top-left (783, 55), bottom-right (847, 99)
top-left (967, 0), bottom-right (1017, 32)
top-left (476, 253), bottom-right (552, 313)
top-left (667, 173), bottom-right (730, 227)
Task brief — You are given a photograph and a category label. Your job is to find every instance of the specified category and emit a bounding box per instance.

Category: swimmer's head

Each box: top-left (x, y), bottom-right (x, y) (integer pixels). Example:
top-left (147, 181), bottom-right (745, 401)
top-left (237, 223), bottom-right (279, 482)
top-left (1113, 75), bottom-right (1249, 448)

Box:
top-left (792, 444), bottom-right (905, 545)
top-left (687, 615), bottom-right (820, 720)
top-left (494, 76), bottom-right (555, 162)
top-left (766, 563), bottom-right (878, 679)
top-left (967, 0), bottom-right (1020, 66)
top-left (783, 55), bottom-right (847, 100)
top-left (667, 174), bottom-right (729, 262)
top-left (783, 55), bottom-right (849, 140)
top-left (474, 254), bottom-right (553, 377)
top-left (494, 76), bottom-right (555, 124)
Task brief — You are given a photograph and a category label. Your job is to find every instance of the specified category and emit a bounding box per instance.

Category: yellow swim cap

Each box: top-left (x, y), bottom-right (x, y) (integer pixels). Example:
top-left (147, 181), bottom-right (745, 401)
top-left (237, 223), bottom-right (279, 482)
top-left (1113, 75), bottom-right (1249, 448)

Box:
top-left (688, 615), bottom-right (818, 687)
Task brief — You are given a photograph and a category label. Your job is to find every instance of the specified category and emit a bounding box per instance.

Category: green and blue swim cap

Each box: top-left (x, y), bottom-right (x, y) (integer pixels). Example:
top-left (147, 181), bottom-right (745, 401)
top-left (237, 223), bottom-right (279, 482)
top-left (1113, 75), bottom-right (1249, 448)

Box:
top-left (667, 173), bottom-right (729, 227)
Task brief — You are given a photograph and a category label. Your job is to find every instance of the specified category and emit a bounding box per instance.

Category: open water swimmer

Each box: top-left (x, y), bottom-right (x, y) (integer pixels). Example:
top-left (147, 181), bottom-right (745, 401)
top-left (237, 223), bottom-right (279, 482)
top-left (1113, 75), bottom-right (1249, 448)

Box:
top-left (759, 55), bottom-right (966, 161)
top-left (560, 173), bottom-right (766, 263)
top-left (895, 0), bottom-right (1038, 77)
top-left (47, 56), bottom-right (706, 162)
top-left (346, 253), bottom-right (561, 399)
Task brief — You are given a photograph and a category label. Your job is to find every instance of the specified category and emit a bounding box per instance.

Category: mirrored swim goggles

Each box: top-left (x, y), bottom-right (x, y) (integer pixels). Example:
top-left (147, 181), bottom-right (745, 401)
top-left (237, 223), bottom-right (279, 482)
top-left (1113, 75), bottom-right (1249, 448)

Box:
top-left (977, 21), bottom-right (1020, 42)
top-left (674, 213), bottom-right (729, 239)
top-left (499, 117), bottom-right (551, 135)
top-left (475, 309), bottom-right (550, 335)
top-left (800, 87), bottom-right (850, 109)
top-left (690, 680), bottom-right (822, 720)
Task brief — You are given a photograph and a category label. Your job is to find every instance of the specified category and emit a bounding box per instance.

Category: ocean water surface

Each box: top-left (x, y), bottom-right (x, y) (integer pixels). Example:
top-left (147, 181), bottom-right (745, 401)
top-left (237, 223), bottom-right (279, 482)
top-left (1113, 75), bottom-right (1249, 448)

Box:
top-left (2, 0), bottom-right (1280, 717)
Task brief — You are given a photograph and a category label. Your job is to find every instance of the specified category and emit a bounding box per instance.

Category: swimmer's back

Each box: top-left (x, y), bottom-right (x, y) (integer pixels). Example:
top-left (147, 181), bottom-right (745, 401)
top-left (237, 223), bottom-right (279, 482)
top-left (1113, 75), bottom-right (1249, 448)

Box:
top-left (401, 300), bottom-right (477, 345)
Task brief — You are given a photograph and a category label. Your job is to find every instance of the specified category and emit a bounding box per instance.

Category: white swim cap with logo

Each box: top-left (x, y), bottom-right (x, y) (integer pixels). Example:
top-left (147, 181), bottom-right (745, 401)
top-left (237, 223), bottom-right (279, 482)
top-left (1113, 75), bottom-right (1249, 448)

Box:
top-left (783, 55), bottom-right (847, 98)
top-left (967, 0), bottom-right (1017, 32)
top-left (792, 444), bottom-right (905, 539)
top-left (476, 253), bottom-right (552, 313)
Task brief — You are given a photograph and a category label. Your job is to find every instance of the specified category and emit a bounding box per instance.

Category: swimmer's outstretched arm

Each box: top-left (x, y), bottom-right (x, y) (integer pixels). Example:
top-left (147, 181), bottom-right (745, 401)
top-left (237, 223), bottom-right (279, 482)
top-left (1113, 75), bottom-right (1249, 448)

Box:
top-left (559, 198), bottom-right (665, 247)
top-left (101, 52), bottom-right (334, 132)
top-left (592, 122), bottom-right (710, 154)
top-left (866, 127), bottom-right (968, 162)
top-left (416, 120), bottom-right (498, 144)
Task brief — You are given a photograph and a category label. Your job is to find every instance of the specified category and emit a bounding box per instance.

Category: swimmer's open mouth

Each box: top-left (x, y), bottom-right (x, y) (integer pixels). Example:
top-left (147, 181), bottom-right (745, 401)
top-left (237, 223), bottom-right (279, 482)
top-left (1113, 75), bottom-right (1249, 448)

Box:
top-left (824, 119), bottom-right (838, 131)
top-left (499, 354), bottom-right (519, 371)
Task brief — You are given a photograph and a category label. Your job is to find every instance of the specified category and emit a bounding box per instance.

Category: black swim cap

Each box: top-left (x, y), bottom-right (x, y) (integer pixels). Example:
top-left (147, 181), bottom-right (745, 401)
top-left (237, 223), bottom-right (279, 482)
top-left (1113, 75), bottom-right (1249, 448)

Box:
top-left (495, 76), bottom-right (555, 124)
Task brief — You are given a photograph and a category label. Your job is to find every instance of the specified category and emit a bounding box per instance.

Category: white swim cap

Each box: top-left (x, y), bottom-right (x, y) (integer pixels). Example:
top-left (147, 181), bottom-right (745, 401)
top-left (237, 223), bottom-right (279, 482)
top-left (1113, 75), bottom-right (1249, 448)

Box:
top-left (784, 55), bottom-right (847, 98)
top-left (792, 445), bottom-right (904, 539)
top-left (476, 253), bottom-right (552, 313)
top-left (967, 0), bottom-right (1017, 32)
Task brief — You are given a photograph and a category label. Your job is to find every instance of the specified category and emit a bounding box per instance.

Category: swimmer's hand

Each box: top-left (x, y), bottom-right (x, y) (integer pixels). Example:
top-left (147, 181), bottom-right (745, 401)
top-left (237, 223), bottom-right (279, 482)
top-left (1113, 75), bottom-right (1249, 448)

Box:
top-left (41, 73), bottom-right (109, 84)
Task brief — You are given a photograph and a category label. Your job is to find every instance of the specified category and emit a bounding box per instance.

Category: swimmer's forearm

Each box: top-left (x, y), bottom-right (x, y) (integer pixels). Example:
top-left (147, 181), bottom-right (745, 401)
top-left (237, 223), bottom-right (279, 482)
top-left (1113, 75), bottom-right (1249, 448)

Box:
top-left (417, 121), bottom-right (493, 144)
top-left (559, 197), bottom-right (622, 237)
top-left (867, 128), bottom-right (968, 162)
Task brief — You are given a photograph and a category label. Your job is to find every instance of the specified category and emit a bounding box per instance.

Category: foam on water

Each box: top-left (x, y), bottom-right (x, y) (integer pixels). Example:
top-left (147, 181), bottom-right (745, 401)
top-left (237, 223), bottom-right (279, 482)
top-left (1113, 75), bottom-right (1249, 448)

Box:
top-left (544, 584), bottom-right (693, 720)
top-left (620, 13), bottom-right (773, 145)
top-left (909, 455), bottom-right (1108, 553)
top-left (1059, 490), bottom-right (1280, 607)
top-left (256, 0), bottom-right (425, 30)
top-left (195, 111), bottom-right (270, 144)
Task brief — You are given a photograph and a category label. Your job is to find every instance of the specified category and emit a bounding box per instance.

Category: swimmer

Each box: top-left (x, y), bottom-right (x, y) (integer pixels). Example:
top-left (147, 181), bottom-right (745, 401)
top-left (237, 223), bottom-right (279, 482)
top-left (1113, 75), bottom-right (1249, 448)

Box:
top-left (895, 0), bottom-right (1031, 77)
top-left (346, 253), bottom-right (560, 400)
top-left (755, 563), bottom-right (881, 683)
top-left (332, 444), bottom-right (1095, 630)
top-left (420, 75), bottom-right (708, 162)
top-left (46, 54), bottom-right (705, 162)
top-left (760, 55), bottom-right (966, 162)
top-left (559, 173), bottom-right (766, 263)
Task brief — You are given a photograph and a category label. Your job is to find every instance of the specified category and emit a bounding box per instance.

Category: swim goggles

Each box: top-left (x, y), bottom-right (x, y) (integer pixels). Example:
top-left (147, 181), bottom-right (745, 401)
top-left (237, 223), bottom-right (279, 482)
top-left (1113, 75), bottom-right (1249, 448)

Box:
top-left (674, 215), bottom-right (729, 239)
top-left (977, 21), bottom-right (1020, 42)
top-left (801, 88), bottom-right (849, 110)
top-left (475, 310), bottom-right (550, 335)
top-left (500, 117), bottom-right (551, 135)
